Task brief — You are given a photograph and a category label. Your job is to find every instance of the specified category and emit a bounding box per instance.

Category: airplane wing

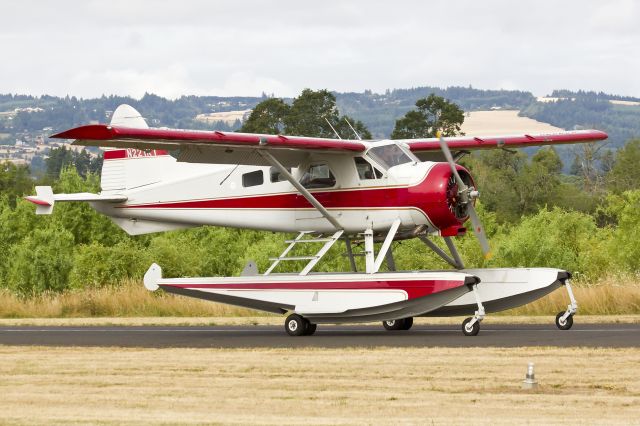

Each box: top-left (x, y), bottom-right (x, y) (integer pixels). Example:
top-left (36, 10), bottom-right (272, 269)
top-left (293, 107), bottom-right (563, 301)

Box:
top-left (403, 130), bottom-right (608, 161)
top-left (53, 125), bottom-right (365, 167)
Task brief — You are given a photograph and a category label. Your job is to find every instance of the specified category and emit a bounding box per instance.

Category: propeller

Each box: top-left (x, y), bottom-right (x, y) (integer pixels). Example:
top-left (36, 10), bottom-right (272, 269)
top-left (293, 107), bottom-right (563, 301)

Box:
top-left (437, 131), bottom-right (492, 259)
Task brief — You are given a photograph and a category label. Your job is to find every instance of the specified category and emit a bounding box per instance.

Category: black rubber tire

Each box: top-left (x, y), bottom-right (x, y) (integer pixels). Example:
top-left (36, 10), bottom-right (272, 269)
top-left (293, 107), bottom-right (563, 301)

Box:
top-left (304, 323), bottom-right (317, 336)
top-left (382, 319), bottom-right (405, 331)
top-left (285, 314), bottom-right (307, 336)
top-left (462, 317), bottom-right (480, 336)
top-left (555, 312), bottom-right (574, 330)
top-left (401, 317), bottom-right (414, 330)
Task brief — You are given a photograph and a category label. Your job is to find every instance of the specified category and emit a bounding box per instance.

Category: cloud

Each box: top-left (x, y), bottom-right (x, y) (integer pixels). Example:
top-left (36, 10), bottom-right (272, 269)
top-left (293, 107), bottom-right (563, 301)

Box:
top-left (1, 0), bottom-right (639, 98)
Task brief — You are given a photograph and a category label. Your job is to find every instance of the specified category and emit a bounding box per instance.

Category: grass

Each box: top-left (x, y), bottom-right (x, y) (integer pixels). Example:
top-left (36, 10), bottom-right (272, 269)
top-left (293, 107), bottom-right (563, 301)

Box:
top-left (0, 276), bottom-right (639, 319)
top-left (0, 346), bottom-right (638, 424)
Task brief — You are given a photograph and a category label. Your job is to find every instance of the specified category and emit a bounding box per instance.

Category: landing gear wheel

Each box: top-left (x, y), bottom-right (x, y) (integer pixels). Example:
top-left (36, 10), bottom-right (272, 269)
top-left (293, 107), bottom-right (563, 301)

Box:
top-left (285, 314), bottom-right (307, 336)
top-left (462, 317), bottom-right (480, 336)
top-left (383, 319), bottom-right (404, 331)
top-left (383, 318), bottom-right (413, 331)
top-left (555, 312), bottom-right (574, 330)
top-left (401, 317), bottom-right (414, 330)
top-left (304, 323), bottom-right (317, 336)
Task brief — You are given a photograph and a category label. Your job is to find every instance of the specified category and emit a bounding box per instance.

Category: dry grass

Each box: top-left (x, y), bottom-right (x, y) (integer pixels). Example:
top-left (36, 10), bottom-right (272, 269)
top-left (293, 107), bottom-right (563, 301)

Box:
top-left (0, 279), bottom-right (266, 318)
top-left (0, 346), bottom-right (638, 425)
top-left (1, 277), bottom-right (639, 320)
top-left (504, 276), bottom-right (640, 316)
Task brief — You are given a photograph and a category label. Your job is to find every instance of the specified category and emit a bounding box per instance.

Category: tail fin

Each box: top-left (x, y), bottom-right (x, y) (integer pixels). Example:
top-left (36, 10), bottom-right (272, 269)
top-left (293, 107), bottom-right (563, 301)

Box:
top-left (100, 105), bottom-right (176, 193)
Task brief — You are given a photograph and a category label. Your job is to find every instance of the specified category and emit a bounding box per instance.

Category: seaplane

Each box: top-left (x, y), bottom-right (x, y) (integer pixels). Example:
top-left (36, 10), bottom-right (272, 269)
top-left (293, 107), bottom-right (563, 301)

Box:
top-left (26, 104), bottom-right (607, 336)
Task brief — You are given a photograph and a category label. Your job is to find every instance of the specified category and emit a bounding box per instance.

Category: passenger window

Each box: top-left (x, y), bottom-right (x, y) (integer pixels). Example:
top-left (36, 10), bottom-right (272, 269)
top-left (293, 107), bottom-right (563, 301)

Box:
top-left (300, 164), bottom-right (336, 189)
top-left (242, 170), bottom-right (264, 187)
top-left (354, 157), bottom-right (383, 179)
top-left (270, 166), bottom-right (292, 183)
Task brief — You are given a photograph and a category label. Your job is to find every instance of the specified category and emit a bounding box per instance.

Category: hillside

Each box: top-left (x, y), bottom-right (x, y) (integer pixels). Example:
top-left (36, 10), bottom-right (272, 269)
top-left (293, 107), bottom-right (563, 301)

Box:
top-left (1, 87), bottom-right (639, 173)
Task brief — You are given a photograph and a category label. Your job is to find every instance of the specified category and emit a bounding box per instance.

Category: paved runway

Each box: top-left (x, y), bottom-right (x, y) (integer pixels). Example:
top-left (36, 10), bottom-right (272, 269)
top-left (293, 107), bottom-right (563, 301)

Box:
top-left (0, 323), bottom-right (638, 348)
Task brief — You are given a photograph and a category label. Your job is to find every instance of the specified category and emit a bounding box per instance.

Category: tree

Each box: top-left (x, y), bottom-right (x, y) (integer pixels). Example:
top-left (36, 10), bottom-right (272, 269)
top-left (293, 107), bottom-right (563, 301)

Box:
top-left (240, 98), bottom-right (290, 134)
top-left (241, 89), bottom-right (373, 139)
top-left (391, 94), bottom-right (465, 139)
top-left (606, 139), bottom-right (640, 193)
top-left (0, 162), bottom-right (33, 207)
top-left (284, 89), bottom-right (341, 138)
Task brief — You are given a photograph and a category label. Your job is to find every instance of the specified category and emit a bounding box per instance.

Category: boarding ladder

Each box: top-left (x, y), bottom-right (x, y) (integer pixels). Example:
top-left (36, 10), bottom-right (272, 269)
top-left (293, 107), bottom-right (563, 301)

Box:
top-left (264, 230), bottom-right (344, 276)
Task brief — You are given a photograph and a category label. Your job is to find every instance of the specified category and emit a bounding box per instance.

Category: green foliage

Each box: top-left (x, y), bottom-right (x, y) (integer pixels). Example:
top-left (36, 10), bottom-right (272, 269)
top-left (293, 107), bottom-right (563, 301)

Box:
top-left (240, 98), bottom-right (290, 134)
top-left (69, 242), bottom-right (151, 289)
top-left (606, 139), bottom-right (640, 193)
top-left (45, 146), bottom-right (102, 180)
top-left (489, 208), bottom-right (607, 279)
top-left (6, 225), bottom-right (75, 294)
top-left (241, 89), bottom-right (372, 139)
top-left (51, 167), bottom-right (125, 246)
top-left (391, 94), bottom-right (465, 139)
top-left (600, 190), bottom-right (640, 272)
top-left (0, 162), bottom-right (33, 207)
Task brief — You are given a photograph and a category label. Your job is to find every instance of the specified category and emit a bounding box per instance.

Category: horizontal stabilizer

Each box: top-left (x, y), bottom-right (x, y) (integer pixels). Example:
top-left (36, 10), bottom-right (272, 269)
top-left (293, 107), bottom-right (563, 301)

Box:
top-left (25, 186), bottom-right (127, 215)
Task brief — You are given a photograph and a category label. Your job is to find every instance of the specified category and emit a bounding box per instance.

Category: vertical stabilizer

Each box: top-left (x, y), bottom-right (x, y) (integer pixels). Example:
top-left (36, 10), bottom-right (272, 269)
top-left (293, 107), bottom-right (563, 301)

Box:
top-left (101, 104), bottom-right (176, 192)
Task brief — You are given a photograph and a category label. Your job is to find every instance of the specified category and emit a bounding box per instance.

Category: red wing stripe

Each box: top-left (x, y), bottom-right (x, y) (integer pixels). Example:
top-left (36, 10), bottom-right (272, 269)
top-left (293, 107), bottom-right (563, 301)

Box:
top-left (408, 130), bottom-right (608, 152)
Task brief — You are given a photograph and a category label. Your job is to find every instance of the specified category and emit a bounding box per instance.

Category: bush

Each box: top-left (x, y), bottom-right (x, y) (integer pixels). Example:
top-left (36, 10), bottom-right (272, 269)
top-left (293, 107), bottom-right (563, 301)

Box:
top-left (69, 242), bottom-right (152, 288)
top-left (6, 225), bottom-right (75, 294)
top-left (489, 207), bottom-right (609, 279)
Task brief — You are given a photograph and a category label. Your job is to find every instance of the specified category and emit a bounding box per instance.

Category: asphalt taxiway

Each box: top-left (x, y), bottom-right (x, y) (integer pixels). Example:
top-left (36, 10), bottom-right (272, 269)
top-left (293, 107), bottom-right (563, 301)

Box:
top-left (0, 323), bottom-right (638, 348)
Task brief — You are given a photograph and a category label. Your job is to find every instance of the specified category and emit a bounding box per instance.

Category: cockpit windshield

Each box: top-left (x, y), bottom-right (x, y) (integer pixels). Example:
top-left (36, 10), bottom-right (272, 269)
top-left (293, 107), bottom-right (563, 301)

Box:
top-left (367, 144), bottom-right (416, 170)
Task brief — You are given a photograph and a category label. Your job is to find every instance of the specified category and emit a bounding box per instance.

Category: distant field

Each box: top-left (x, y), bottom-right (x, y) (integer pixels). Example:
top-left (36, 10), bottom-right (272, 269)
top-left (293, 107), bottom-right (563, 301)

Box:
top-left (0, 346), bottom-right (637, 424)
top-left (461, 110), bottom-right (562, 136)
top-left (0, 133), bottom-right (10, 140)
top-left (195, 109), bottom-right (250, 124)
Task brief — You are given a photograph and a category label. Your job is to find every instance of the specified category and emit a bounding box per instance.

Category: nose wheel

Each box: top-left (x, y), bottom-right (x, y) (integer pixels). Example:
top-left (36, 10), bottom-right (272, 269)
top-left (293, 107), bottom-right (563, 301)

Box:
top-left (555, 279), bottom-right (578, 330)
top-left (461, 284), bottom-right (485, 336)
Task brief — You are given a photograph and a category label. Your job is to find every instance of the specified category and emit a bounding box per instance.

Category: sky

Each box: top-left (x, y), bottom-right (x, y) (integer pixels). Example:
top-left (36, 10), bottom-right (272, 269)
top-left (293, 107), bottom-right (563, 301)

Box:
top-left (2, 0), bottom-right (639, 99)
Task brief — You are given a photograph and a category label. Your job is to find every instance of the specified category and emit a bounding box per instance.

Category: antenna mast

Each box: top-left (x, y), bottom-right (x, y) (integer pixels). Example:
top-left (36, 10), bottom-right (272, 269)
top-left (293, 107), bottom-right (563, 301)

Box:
top-left (344, 118), bottom-right (362, 140)
top-left (324, 118), bottom-right (342, 139)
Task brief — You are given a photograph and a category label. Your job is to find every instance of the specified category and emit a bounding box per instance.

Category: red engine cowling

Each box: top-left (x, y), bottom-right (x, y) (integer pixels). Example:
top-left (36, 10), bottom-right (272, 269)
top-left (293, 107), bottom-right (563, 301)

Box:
top-left (413, 163), bottom-right (476, 236)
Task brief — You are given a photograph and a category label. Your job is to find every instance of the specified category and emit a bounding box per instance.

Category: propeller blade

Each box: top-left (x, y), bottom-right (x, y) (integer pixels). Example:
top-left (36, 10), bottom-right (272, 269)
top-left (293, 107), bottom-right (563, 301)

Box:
top-left (467, 202), bottom-right (492, 258)
top-left (437, 131), bottom-right (467, 190)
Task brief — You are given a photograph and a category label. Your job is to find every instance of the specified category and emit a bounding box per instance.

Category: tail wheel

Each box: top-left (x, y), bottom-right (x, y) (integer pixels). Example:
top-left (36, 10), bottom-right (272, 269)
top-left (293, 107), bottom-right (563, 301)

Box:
top-left (285, 314), bottom-right (308, 336)
top-left (555, 312), bottom-right (574, 330)
top-left (462, 317), bottom-right (480, 336)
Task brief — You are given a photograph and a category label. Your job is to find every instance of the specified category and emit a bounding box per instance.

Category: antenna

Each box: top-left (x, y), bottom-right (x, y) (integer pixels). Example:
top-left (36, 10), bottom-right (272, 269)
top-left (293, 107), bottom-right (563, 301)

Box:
top-left (344, 118), bottom-right (362, 140)
top-left (324, 118), bottom-right (342, 139)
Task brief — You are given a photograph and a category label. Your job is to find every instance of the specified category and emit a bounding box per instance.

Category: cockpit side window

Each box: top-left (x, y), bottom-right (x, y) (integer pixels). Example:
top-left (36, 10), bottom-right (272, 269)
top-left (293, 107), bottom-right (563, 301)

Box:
top-left (367, 144), bottom-right (414, 170)
top-left (354, 157), bottom-right (383, 180)
top-left (299, 163), bottom-right (336, 189)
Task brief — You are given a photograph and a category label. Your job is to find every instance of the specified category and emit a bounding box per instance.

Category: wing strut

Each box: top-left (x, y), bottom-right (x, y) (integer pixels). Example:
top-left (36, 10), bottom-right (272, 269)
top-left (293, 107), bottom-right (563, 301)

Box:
top-left (257, 146), bottom-right (343, 231)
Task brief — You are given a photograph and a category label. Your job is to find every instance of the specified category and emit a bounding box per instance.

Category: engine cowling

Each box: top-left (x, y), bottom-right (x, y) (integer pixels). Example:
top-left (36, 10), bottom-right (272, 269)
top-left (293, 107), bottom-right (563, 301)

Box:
top-left (414, 162), bottom-right (477, 236)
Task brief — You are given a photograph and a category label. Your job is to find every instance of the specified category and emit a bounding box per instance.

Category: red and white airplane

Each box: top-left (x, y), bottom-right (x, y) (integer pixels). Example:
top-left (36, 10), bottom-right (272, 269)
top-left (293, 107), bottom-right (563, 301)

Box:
top-left (27, 105), bottom-right (607, 336)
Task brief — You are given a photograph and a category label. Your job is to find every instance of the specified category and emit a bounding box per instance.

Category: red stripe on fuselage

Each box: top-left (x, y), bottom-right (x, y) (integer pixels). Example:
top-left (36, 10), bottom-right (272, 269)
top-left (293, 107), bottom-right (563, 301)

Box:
top-left (116, 163), bottom-right (463, 231)
top-left (160, 279), bottom-right (464, 300)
